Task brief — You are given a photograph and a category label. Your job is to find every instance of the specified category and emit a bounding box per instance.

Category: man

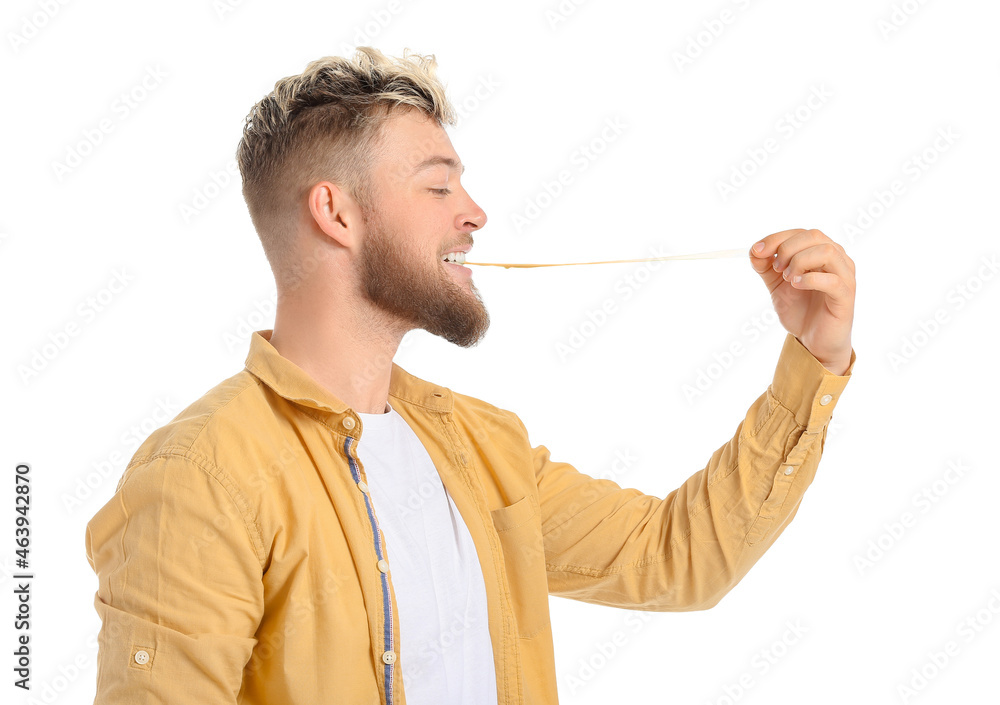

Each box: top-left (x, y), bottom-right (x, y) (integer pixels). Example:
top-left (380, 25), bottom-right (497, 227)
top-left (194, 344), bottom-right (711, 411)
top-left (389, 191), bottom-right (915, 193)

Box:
top-left (85, 46), bottom-right (856, 704)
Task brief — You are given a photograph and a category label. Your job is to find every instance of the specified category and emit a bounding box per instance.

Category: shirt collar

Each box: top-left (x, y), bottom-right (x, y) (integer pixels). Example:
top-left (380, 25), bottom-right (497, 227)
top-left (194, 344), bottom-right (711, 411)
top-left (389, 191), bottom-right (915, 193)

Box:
top-left (243, 329), bottom-right (453, 414)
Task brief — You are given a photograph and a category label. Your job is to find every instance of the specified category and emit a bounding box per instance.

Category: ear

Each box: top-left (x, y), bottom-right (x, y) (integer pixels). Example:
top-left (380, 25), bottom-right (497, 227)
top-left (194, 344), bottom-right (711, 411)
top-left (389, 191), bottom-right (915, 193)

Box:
top-left (307, 181), bottom-right (361, 250)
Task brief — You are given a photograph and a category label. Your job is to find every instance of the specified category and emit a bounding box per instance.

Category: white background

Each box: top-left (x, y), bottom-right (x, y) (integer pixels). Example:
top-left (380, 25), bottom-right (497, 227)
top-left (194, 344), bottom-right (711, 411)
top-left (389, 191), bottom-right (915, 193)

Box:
top-left (2, 0), bottom-right (999, 703)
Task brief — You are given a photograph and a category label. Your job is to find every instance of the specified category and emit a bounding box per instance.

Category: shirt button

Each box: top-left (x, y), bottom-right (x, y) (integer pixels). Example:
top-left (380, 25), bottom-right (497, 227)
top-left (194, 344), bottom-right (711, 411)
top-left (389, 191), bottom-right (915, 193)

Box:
top-left (134, 650), bottom-right (150, 665)
top-left (377, 559), bottom-right (389, 573)
top-left (783, 466), bottom-right (794, 475)
top-left (357, 480), bottom-right (369, 494)
top-left (819, 394), bottom-right (833, 406)
top-left (459, 452), bottom-right (468, 465)
top-left (382, 650), bottom-right (396, 664)
top-left (342, 417), bottom-right (356, 430)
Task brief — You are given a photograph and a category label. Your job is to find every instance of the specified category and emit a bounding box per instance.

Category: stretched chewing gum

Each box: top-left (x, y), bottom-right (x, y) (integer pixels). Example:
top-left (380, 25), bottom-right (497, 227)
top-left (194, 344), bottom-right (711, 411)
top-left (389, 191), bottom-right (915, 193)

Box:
top-left (464, 247), bottom-right (748, 269)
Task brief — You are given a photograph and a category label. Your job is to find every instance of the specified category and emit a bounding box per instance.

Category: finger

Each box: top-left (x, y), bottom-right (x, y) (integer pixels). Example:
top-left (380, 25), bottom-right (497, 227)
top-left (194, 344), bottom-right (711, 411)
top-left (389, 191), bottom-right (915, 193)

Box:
top-left (749, 228), bottom-right (808, 268)
top-left (772, 228), bottom-right (857, 279)
top-left (780, 243), bottom-right (856, 288)
top-left (789, 271), bottom-right (855, 314)
top-left (772, 228), bottom-right (836, 275)
top-left (749, 228), bottom-right (809, 292)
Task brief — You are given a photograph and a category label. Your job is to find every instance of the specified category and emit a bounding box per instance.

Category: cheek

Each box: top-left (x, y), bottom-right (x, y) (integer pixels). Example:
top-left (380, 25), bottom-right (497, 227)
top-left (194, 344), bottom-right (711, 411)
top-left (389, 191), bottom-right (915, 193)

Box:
top-left (406, 205), bottom-right (449, 237)
top-left (383, 192), bottom-right (450, 245)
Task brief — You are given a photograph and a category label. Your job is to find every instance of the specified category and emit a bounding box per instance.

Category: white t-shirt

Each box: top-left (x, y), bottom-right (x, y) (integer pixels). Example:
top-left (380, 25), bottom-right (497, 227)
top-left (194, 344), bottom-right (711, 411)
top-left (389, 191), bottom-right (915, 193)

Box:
top-left (355, 401), bottom-right (498, 705)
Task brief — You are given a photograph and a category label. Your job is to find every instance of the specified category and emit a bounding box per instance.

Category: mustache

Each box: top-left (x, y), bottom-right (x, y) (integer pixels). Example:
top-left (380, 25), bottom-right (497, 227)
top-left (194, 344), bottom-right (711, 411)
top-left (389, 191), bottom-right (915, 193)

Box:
top-left (441, 237), bottom-right (474, 255)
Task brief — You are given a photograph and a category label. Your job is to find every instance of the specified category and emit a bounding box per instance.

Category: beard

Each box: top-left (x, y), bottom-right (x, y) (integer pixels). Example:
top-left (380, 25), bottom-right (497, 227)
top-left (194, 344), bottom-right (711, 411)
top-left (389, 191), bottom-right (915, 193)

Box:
top-left (357, 203), bottom-right (490, 347)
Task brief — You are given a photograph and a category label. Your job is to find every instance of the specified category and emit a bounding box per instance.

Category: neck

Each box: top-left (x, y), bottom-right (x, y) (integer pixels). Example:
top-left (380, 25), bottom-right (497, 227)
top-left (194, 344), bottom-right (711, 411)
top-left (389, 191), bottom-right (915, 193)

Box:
top-left (267, 284), bottom-right (406, 415)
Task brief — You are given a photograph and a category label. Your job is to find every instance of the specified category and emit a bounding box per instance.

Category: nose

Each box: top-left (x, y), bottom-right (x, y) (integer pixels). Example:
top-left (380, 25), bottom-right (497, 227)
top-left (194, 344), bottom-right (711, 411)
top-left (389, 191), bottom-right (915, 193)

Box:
top-left (461, 192), bottom-right (488, 232)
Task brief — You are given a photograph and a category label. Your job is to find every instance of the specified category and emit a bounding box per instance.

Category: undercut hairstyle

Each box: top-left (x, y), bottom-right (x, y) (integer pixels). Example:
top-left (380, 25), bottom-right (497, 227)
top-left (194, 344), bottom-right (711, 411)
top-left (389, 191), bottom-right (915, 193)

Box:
top-left (236, 46), bottom-right (456, 288)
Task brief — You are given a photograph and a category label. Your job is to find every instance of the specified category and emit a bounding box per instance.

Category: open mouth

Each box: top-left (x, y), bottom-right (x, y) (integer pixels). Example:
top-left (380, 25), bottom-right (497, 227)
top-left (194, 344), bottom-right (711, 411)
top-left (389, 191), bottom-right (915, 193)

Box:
top-left (442, 252), bottom-right (467, 265)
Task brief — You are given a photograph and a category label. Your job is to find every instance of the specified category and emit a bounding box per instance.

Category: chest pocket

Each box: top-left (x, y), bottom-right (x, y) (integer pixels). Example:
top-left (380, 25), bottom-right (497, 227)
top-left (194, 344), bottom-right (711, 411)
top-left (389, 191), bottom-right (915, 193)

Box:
top-left (490, 493), bottom-right (551, 639)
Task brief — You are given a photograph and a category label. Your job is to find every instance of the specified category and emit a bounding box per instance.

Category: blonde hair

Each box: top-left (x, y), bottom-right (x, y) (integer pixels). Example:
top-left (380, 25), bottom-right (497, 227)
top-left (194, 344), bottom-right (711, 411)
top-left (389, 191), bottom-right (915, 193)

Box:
top-left (236, 46), bottom-right (456, 287)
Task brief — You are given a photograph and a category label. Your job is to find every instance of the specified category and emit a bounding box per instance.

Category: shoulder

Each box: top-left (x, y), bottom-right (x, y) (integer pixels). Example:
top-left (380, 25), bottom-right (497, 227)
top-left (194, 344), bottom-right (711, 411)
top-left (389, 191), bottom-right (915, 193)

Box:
top-left (119, 369), bottom-right (295, 515)
top-left (125, 369), bottom-right (273, 468)
top-left (391, 363), bottom-right (530, 446)
top-left (90, 371), bottom-right (273, 567)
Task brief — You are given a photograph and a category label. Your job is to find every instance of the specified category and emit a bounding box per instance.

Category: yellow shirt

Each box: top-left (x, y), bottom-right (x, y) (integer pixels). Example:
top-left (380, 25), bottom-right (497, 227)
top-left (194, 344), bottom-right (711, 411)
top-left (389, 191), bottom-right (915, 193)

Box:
top-left (85, 329), bottom-right (855, 704)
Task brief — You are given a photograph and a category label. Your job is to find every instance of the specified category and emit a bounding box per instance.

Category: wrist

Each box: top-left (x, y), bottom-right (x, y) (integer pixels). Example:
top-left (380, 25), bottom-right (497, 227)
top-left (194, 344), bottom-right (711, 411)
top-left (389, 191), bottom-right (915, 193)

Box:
top-left (819, 356), bottom-right (851, 376)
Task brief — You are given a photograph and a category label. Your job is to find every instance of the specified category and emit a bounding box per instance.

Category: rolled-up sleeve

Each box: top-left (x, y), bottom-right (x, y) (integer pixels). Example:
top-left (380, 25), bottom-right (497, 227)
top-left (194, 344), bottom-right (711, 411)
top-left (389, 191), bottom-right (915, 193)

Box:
top-left (85, 452), bottom-right (265, 703)
top-left (524, 332), bottom-right (855, 612)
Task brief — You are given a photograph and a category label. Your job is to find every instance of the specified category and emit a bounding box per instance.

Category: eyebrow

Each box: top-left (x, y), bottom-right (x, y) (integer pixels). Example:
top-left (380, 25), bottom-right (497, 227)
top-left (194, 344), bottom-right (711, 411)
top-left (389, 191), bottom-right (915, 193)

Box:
top-left (411, 155), bottom-right (466, 176)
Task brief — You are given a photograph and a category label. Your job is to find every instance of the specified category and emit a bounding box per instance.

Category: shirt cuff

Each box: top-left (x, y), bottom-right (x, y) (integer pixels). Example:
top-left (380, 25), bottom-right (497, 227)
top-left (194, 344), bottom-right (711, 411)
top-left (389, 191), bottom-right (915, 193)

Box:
top-left (769, 333), bottom-right (855, 434)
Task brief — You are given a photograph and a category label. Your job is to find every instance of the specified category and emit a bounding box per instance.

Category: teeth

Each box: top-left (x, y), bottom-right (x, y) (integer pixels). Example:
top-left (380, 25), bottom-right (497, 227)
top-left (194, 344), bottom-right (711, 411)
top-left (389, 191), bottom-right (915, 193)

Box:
top-left (443, 252), bottom-right (467, 264)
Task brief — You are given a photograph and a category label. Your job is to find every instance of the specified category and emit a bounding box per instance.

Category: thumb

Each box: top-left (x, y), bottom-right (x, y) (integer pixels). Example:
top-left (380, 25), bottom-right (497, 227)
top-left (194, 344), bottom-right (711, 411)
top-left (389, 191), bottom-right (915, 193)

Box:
top-left (748, 243), bottom-right (782, 290)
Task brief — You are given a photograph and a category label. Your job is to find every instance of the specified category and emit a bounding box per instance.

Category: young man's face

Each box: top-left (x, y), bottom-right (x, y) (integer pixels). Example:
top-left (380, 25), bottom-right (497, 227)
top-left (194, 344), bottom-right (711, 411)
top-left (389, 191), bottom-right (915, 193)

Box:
top-left (356, 107), bottom-right (490, 347)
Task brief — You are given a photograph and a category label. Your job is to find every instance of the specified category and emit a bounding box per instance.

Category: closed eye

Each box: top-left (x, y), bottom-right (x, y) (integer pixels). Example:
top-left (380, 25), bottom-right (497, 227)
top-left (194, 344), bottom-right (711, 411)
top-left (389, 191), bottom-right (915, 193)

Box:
top-left (429, 188), bottom-right (452, 196)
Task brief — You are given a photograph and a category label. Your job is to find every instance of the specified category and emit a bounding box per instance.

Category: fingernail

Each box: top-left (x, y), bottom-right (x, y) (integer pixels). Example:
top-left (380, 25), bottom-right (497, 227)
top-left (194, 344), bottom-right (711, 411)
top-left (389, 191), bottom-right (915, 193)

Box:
top-left (792, 275), bottom-right (802, 284)
top-left (753, 241), bottom-right (765, 253)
